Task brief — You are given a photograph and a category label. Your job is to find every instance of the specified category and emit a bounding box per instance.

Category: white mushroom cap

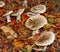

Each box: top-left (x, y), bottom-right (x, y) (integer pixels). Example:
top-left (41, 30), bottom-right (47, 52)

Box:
top-left (17, 8), bottom-right (25, 15)
top-left (30, 5), bottom-right (46, 13)
top-left (3, 10), bottom-right (13, 16)
top-left (35, 31), bottom-right (55, 46)
top-left (0, 1), bottom-right (5, 7)
top-left (12, 8), bottom-right (25, 21)
top-left (12, 13), bottom-right (19, 16)
top-left (25, 14), bottom-right (47, 30)
top-left (3, 10), bottom-right (13, 22)
top-left (12, 9), bottom-right (25, 16)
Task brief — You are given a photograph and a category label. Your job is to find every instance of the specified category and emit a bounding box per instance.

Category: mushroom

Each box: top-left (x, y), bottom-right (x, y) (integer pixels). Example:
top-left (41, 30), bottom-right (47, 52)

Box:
top-left (3, 10), bottom-right (13, 22)
top-left (25, 14), bottom-right (47, 30)
top-left (35, 31), bottom-right (55, 46)
top-left (30, 5), bottom-right (46, 13)
top-left (12, 8), bottom-right (25, 21)
top-left (0, 1), bottom-right (5, 7)
top-left (33, 31), bottom-right (55, 51)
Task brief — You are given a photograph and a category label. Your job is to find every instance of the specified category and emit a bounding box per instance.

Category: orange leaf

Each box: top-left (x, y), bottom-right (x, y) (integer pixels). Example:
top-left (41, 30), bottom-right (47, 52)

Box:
top-left (13, 26), bottom-right (18, 32)
top-left (56, 35), bottom-right (60, 39)
top-left (56, 22), bottom-right (60, 27)
top-left (0, 9), bottom-right (4, 16)
top-left (9, 20), bottom-right (16, 26)
top-left (13, 39), bottom-right (24, 48)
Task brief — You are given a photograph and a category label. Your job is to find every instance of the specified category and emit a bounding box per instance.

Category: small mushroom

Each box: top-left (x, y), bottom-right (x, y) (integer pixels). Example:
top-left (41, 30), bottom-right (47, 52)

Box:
top-left (30, 5), bottom-right (46, 13)
top-left (3, 10), bottom-right (13, 22)
top-left (35, 31), bottom-right (55, 46)
top-left (0, 1), bottom-right (5, 7)
top-left (12, 8), bottom-right (25, 21)
top-left (25, 14), bottom-right (47, 30)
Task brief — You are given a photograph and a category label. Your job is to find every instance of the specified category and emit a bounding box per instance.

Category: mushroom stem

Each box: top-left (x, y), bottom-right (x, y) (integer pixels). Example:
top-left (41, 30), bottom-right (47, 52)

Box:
top-left (12, 9), bottom-right (25, 22)
top-left (16, 15), bottom-right (21, 22)
top-left (32, 30), bottom-right (39, 35)
top-left (33, 46), bottom-right (47, 51)
top-left (6, 15), bottom-right (11, 22)
top-left (43, 46), bottom-right (47, 51)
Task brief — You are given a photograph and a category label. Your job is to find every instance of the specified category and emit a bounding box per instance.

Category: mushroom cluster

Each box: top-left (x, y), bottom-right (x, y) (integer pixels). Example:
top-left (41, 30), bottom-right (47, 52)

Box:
top-left (25, 5), bottom-right (55, 51)
top-left (25, 5), bottom-right (47, 35)
top-left (1, 2), bottom-right (55, 51)
top-left (3, 8), bottom-right (25, 22)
